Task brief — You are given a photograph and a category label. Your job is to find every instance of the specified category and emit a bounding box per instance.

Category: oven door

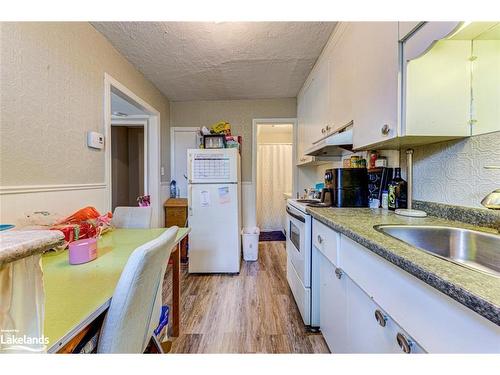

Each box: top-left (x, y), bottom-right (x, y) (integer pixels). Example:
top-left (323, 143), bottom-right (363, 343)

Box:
top-left (286, 204), bottom-right (311, 287)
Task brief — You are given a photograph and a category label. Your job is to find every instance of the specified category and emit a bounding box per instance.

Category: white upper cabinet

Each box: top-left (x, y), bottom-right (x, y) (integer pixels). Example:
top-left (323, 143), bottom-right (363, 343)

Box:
top-left (328, 23), bottom-right (355, 132)
top-left (296, 21), bottom-right (476, 154)
top-left (296, 41), bottom-right (331, 163)
top-left (351, 22), bottom-right (399, 149)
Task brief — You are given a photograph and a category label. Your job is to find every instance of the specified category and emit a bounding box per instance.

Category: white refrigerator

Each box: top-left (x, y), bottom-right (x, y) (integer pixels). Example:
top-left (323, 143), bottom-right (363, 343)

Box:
top-left (187, 148), bottom-right (241, 273)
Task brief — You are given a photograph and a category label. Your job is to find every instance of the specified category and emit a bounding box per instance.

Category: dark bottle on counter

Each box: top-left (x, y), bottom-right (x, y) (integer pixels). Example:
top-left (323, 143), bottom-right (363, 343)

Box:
top-left (387, 168), bottom-right (407, 210)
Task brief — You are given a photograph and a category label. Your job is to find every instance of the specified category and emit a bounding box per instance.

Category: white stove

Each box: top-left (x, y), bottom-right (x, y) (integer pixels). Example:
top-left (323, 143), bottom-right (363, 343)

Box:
top-left (285, 198), bottom-right (320, 328)
top-left (287, 198), bottom-right (318, 213)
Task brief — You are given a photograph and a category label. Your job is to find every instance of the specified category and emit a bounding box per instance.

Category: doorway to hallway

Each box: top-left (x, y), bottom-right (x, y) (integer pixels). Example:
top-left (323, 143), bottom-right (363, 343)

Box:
top-left (253, 121), bottom-right (295, 238)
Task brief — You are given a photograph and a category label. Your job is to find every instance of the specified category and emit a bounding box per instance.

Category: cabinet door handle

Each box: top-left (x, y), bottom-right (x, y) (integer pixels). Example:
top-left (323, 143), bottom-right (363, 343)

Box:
top-left (334, 267), bottom-right (343, 279)
top-left (381, 124), bottom-right (390, 136)
top-left (321, 128), bottom-right (326, 134)
top-left (317, 235), bottom-right (323, 244)
top-left (374, 309), bottom-right (388, 327)
top-left (396, 332), bottom-right (413, 354)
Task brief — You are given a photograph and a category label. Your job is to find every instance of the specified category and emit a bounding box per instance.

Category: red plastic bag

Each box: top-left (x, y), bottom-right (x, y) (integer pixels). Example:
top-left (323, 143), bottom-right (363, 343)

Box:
top-left (56, 206), bottom-right (101, 225)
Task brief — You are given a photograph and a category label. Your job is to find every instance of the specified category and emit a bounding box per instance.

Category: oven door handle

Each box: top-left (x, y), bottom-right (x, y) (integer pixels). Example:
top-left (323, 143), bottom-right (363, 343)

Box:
top-left (286, 207), bottom-right (305, 223)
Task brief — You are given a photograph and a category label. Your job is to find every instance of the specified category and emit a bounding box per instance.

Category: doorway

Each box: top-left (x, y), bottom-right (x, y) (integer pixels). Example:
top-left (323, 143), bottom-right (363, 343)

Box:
top-left (111, 123), bottom-right (147, 210)
top-left (253, 120), bottom-right (295, 240)
top-left (104, 74), bottom-right (161, 226)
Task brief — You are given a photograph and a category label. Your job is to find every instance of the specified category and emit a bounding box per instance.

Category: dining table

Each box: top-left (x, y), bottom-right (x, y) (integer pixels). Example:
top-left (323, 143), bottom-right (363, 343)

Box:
top-left (42, 227), bottom-right (190, 353)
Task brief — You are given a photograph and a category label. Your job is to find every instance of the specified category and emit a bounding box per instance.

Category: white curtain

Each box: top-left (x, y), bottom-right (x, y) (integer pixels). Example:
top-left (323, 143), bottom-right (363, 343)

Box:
top-left (256, 144), bottom-right (292, 231)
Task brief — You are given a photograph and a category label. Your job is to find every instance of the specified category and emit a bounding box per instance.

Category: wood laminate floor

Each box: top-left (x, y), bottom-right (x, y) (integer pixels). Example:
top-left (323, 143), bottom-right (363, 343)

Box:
top-left (162, 241), bottom-right (329, 354)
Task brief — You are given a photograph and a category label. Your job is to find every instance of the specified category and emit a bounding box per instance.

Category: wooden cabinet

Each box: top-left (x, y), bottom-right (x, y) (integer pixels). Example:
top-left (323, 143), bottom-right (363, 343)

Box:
top-left (164, 198), bottom-right (188, 262)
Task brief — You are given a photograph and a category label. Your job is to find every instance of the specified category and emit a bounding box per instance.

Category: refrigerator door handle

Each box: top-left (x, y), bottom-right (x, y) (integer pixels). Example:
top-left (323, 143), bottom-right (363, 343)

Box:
top-left (188, 184), bottom-right (193, 216)
top-left (187, 153), bottom-right (193, 183)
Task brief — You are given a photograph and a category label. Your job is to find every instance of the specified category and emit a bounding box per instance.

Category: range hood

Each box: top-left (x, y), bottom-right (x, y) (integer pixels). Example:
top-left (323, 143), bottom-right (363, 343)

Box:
top-left (305, 123), bottom-right (353, 157)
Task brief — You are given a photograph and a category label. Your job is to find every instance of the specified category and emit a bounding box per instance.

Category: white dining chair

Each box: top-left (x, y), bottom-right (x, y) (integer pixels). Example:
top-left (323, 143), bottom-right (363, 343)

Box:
top-left (112, 206), bottom-right (152, 229)
top-left (97, 226), bottom-right (179, 353)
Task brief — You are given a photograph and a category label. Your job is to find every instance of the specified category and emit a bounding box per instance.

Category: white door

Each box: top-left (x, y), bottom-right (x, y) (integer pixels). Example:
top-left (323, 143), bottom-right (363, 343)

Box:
top-left (171, 127), bottom-right (199, 197)
top-left (188, 183), bottom-right (241, 273)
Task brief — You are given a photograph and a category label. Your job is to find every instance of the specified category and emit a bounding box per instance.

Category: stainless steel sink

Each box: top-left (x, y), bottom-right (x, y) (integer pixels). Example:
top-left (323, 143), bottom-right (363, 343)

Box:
top-left (374, 225), bottom-right (500, 277)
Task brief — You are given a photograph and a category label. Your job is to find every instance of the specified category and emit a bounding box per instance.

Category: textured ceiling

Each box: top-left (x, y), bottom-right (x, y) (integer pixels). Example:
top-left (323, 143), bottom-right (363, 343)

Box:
top-left (92, 22), bottom-right (336, 101)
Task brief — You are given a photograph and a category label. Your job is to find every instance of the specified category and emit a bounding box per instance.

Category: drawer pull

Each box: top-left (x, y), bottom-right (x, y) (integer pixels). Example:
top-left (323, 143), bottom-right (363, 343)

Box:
top-left (396, 332), bottom-right (413, 354)
top-left (374, 309), bottom-right (387, 327)
top-left (334, 267), bottom-right (343, 280)
top-left (317, 235), bottom-right (323, 244)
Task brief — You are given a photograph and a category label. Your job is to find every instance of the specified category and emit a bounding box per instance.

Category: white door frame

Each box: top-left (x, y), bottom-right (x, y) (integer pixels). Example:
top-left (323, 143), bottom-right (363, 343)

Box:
top-left (111, 119), bottom-right (149, 198)
top-left (252, 118), bottom-right (298, 227)
top-left (104, 73), bottom-right (161, 227)
top-left (170, 127), bottom-right (200, 196)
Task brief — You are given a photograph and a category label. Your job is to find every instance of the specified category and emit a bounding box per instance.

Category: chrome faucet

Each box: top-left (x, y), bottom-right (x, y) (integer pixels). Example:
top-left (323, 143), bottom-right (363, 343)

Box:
top-left (481, 189), bottom-right (500, 210)
top-left (481, 165), bottom-right (500, 210)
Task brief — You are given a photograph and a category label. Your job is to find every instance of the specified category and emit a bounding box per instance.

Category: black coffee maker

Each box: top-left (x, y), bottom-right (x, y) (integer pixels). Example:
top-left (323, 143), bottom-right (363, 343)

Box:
top-left (319, 169), bottom-right (335, 206)
top-left (329, 168), bottom-right (369, 207)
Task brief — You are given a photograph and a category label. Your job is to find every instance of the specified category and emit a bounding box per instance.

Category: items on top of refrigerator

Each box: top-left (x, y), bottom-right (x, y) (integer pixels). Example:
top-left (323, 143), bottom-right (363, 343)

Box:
top-left (203, 134), bottom-right (226, 148)
top-left (210, 121), bottom-right (232, 135)
top-left (225, 135), bottom-right (242, 150)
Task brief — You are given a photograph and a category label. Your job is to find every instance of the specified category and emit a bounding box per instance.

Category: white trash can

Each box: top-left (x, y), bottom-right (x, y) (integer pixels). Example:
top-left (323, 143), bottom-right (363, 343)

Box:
top-left (242, 227), bottom-right (260, 261)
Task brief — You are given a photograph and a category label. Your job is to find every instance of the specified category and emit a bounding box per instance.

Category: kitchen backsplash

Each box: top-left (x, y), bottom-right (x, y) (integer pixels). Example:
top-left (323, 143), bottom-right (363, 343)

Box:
top-left (402, 131), bottom-right (500, 209)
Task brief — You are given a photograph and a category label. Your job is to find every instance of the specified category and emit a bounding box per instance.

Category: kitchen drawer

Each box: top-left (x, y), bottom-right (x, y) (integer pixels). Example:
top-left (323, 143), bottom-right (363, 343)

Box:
top-left (347, 273), bottom-right (425, 353)
top-left (312, 219), bottom-right (340, 266)
top-left (340, 234), bottom-right (500, 353)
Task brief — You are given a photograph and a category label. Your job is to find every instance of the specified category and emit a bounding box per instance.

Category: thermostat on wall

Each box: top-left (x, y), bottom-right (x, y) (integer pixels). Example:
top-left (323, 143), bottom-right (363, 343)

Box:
top-left (87, 131), bottom-right (104, 150)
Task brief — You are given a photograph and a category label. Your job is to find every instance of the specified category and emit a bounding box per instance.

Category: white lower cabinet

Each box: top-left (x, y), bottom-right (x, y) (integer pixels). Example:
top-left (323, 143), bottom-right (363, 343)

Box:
top-left (318, 248), bottom-right (424, 353)
top-left (346, 275), bottom-right (425, 353)
top-left (314, 218), bottom-right (500, 353)
top-left (318, 250), bottom-right (348, 353)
